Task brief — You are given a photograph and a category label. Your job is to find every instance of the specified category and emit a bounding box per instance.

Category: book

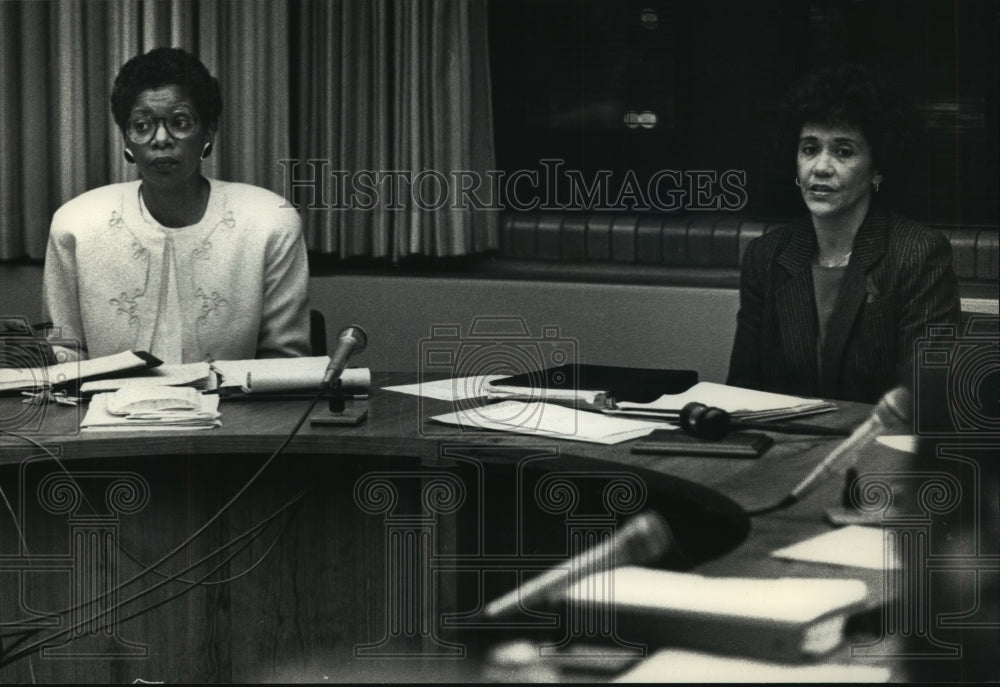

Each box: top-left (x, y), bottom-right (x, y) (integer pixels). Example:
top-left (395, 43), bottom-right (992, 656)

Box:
top-left (610, 382), bottom-right (836, 422)
top-left (564, 566), bottom-right (869, 663)
top-left (0, 350), bottom-right (161, 393)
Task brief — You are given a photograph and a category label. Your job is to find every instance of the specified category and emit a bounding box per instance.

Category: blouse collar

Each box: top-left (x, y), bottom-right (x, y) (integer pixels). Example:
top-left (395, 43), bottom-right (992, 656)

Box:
top-left (778, 203), bottom-right (889, 273)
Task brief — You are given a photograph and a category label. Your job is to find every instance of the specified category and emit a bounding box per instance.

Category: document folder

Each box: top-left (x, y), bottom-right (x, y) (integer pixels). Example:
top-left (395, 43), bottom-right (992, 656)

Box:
top-left (489, 364), bottom-right (697, 404)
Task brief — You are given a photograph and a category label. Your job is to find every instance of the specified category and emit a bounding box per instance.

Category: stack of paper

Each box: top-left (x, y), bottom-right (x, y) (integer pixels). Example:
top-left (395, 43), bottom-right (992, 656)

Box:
top-left (610, 382), bottom-right (835, 422)
top-left (81, 386), bottom-right (220, 430)
top-left (429, 400), bottom-right (662, 444)
top-left (210, 357), bottom-right (370, 395)
top-left (80, 362), bottom-right (217, 394)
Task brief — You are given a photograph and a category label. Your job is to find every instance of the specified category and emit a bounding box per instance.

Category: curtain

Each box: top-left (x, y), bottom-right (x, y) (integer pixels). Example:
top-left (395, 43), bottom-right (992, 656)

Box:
top-left (0, 0), bottom-right (497, 261)
top-left (0, 0), bottom-right (290, 260)
top-left (290, 0), bottom-right (499, 260)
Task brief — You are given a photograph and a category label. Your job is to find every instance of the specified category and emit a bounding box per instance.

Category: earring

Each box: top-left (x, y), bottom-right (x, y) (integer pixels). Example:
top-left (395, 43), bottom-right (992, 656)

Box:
top-left (123, 148), bottom-right (135, 164)
top-left (873, 179), bottom-right (881, 193)
top-left (201, 141), bottom-right (213, 160)
top-left (794, 178), bottom-right (800, 187)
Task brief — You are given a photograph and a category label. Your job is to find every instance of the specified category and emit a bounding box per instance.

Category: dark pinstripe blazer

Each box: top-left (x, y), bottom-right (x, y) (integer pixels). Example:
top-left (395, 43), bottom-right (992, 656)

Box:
top-left (726, 205), bottom-right (961, 403)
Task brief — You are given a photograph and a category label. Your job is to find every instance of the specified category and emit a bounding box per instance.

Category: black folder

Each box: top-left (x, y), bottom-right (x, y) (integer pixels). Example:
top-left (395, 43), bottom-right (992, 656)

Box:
top-left (489, 364), bottom-right (697, 404)
top-left (0, 317), bottom-right (58, 369)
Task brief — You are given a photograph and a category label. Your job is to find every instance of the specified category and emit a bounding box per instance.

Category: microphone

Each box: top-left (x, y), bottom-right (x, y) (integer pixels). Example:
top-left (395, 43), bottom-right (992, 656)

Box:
top-left (679, 402), bottom-right (851, 440)
top-left (321, 325), bottom-right (368, 388)
top-left (483, 511), bottom-right (673, 619)
top-left (787, 386), bottom-right (912, 504)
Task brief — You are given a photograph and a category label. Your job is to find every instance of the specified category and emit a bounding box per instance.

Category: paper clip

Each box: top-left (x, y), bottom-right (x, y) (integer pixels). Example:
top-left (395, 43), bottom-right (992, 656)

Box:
top-left (21, 389), bottom-right (81, 406)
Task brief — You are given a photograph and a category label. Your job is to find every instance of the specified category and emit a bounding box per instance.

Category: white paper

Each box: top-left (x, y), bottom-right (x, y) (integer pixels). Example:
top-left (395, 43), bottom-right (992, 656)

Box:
top-left (772, 526), bottom-right (900, 570)
top-left (383, 375), bottom-right (505, 401)
top-left (430, 400), bottom-right (661, 444)
top-left (614, 648), bottom-right (891, 683)
top-left (876, 435), bottom-right (920, 454)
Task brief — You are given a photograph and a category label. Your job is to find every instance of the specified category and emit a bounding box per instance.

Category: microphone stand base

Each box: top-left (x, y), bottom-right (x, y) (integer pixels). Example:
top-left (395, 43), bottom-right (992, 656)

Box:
top-left (310, 398), bottom-right (369, 426)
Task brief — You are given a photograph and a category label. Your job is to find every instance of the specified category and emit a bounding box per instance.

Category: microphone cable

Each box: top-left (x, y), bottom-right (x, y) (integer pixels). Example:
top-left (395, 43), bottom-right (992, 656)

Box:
top-left (654, 388), bottom-right (913, 573)
top-left (0, 427), bottom-right (311, 665)
top-left (716, 387), bottom-right (912, 518)
top-left (0, 382), bottom-right (328, 668)
top-left (0, 489), bottom-right (308, 668)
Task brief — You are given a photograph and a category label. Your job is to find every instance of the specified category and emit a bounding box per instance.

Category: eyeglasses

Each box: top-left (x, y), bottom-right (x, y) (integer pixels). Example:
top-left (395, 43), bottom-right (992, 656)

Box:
top-left (126, 110), bottom-right (198, 145)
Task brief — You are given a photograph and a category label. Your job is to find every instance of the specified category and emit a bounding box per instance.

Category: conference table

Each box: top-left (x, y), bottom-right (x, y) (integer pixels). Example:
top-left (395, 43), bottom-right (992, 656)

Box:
top-left (0, 373), bottom-right (989, 683)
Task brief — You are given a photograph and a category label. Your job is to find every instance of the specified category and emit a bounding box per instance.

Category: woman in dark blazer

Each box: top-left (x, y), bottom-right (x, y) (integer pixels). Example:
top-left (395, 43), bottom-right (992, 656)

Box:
top-left (727, 64), bottom-right (960, 403)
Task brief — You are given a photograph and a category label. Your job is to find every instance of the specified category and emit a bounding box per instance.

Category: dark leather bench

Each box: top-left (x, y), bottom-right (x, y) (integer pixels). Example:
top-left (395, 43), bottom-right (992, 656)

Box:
top-left (499, 211), bottom-right (999, 299)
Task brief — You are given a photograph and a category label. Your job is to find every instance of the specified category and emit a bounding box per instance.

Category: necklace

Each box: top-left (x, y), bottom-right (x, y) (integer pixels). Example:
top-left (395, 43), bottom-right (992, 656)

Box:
top-left (816, 251), bottom-right (852, 268)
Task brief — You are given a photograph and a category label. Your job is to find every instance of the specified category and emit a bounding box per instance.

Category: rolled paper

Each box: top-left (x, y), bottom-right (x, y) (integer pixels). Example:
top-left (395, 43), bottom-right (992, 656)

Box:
top-left (216, 356), bottom-right (371, 394)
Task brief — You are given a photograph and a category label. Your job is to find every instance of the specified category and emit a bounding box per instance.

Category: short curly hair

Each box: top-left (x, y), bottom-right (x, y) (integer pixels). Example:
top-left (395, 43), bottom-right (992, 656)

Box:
top-left (110, 47), bottom-right (222, 133)
top-left (776, 63), bottom-right (918, 185)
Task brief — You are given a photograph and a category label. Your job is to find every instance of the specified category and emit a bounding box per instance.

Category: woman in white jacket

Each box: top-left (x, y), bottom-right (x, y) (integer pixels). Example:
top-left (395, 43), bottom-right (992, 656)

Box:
top-left (43, 47), bottom-right (310, 364)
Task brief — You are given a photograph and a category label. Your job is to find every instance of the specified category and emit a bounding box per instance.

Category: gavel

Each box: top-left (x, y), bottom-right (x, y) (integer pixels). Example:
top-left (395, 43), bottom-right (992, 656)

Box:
top-left (679, 402), bottom-right (851, 440)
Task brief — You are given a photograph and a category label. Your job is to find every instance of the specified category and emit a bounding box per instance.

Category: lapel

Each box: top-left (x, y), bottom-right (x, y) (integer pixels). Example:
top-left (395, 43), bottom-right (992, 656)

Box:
top-left (775, 216), bottom-right (820, 389)
top-left (818, 205), bottom-right (889, 395)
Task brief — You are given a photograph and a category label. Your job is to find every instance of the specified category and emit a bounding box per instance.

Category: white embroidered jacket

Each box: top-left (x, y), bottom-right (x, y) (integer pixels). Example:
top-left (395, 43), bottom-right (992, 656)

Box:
top-left (42, 179), bottom-right (311, 362)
